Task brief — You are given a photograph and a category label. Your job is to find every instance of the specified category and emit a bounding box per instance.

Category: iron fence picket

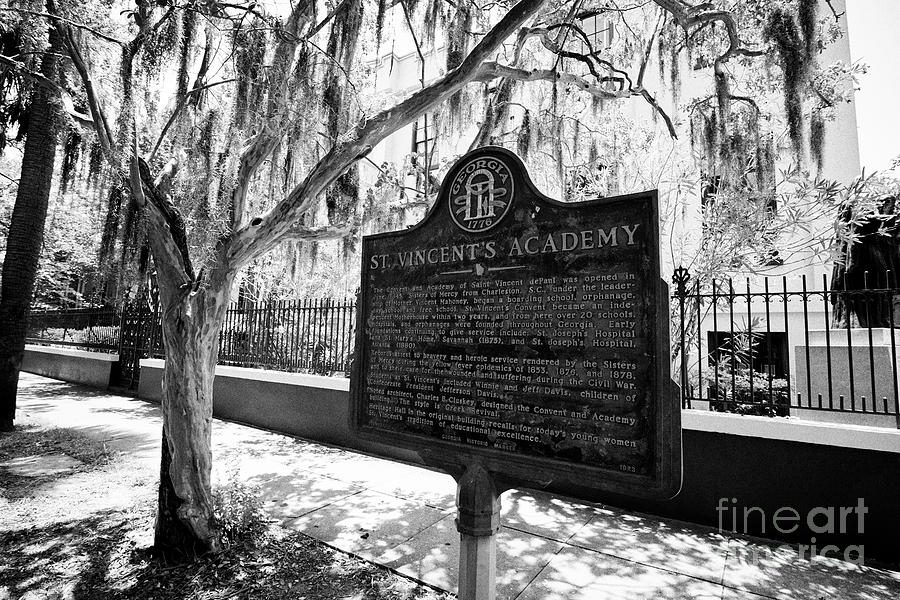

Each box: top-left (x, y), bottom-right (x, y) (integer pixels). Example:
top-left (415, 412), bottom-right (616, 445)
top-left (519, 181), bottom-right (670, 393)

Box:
top-left (822, 274), bottom-right (834, 410)
top-left (802, 275), bottom-right (812, 409)
top-left (865, 271), bottom-right (877, 412)
top-left (671, 268), bottom-right (899, 425)
top-left (746, 278), bottom-right (755, 404)
top-left (782, 276), bottom-right (792, 411)
top-left (844, 272), bottom-right (857, 409)
top-left (27, 295), bottom-right (357, 384)
top-left (890, 270), bottom-right (900, 428)
top-left (764, 277), bottom-right (773, 404)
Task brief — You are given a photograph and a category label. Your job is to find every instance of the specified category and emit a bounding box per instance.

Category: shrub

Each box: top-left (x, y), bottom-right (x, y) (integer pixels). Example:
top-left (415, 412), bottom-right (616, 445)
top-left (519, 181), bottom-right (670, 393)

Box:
top-left (707, 366), bottom-right (790, 417)
top-left (212, 477), bottom-right (268, 544)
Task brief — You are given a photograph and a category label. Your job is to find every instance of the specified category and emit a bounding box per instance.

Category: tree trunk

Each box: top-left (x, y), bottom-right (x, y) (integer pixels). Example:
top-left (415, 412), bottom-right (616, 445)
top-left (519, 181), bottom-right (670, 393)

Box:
top-left (153, 280), bottom-right (231, 559)
top-left (0, 31), bottom-right (61, 432)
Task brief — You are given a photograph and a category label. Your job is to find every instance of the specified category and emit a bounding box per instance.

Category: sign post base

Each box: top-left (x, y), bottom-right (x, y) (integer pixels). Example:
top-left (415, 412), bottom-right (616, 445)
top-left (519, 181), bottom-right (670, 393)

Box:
top-left (456, 463), bottom-right (501, 600)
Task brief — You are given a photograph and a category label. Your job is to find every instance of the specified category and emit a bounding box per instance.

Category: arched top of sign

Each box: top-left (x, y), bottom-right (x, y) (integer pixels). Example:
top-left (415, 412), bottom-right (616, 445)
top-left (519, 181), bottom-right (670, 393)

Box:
top-left (448, 155), bottom-right (514, 233)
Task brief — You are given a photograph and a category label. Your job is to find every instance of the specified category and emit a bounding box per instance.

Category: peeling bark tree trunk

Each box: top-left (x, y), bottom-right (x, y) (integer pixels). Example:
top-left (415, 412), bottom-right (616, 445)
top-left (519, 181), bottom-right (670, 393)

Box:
top-left (153, 276), bottom-right (232, 558)
top-left (0, 30), bottom-right (61, 431)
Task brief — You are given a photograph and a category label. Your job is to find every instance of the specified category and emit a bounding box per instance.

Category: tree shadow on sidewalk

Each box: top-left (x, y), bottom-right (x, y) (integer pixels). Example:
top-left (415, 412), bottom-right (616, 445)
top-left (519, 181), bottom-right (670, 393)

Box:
top-left (0, 508), bottom-right (451, 600)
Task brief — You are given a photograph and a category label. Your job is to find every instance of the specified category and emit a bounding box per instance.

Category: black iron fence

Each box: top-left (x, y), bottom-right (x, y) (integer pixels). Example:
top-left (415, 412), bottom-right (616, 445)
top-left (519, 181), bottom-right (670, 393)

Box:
top-left (218, 298), bottom-right (356, 374)
top-left (672, 267), bottom-right (900, 427)
top-left (27, 274), bottom-right (900, 428)
top-left (26, 308), bottom-right (120, 352)
top-left (26, 298), bottom-right (357, 386)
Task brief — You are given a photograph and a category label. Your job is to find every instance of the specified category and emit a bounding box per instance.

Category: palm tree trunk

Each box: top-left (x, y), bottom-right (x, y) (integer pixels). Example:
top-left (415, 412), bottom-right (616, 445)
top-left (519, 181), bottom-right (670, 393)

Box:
top-left (0, 30), bottom-right (61, 431)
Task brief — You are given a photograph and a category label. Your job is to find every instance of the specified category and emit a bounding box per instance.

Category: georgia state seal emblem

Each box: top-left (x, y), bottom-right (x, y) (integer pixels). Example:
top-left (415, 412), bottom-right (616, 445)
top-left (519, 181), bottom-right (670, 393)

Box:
top-left (449, 156), bottom-right (514, 233)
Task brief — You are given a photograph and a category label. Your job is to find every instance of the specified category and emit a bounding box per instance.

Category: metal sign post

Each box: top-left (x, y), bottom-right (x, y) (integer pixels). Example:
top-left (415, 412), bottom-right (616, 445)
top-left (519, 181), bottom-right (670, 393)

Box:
top-left (455, 464), bottom-right (502, 600)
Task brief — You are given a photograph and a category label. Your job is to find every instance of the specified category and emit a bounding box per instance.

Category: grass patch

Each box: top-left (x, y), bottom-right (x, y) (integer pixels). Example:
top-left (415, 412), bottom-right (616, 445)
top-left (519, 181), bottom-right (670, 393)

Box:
top-left (0, 425), bottom-right (115, 499)
top-left (0, 425), bottom-right (113, 466)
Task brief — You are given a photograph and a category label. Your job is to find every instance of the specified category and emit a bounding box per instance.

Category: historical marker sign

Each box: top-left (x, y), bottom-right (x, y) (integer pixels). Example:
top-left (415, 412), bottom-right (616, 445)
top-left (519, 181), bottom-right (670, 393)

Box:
top-left (350, 147), bottom-right (681, 500)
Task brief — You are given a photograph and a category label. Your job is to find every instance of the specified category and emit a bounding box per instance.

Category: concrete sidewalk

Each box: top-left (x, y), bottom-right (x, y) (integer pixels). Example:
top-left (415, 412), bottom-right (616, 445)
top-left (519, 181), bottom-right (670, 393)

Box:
top-left (7, 373), bottom-right (900, 600)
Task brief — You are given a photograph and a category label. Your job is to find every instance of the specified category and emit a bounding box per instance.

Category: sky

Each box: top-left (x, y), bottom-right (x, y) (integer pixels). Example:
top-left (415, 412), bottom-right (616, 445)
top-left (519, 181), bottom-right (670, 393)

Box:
top-left (846, 1), bottom-right (900, 173)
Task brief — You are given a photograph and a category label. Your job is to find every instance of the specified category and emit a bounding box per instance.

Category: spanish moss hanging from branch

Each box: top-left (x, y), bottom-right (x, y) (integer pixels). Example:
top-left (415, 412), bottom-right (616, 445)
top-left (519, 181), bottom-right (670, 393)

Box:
top-left (756, 134), bottom-right (776, 192)
top-left (473, 79), bottom-right (513, 148)
top-left (799, 0), bottom-right (818, 57)
top-left (810, 110), bottom-right (825, 172)
top-left (98, 183), bottom-right (125, 273)
top-left (323, 0), bottom-right (364, 262)
top-left (765, 9), bottom-right (809, 156)
top-left (551, 81), bottom-right (564, 195)
top-left (199, 109), bottom-right (218, 177)
top-left (421, 0), bottom-right (444, 47)
top-left (59, 128), bottom-right (82, 196)
top-left (375, 0), bottom-right (388, 51)
top-left (233, 21), bottom-right (267, 130)
top-left (446, 4), bottom-right (472, 127)
top-left (140, 10), bottom-right (181, 80)
top-left (177, 10), bottom-right (198, 99)
top-left (86, 140), bottom-right (103, 191)
top-left (517, 108), bottom-right (532, 160)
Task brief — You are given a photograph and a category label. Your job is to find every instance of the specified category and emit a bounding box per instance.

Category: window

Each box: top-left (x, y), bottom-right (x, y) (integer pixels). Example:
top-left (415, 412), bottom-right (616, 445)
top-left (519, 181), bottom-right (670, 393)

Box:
top-left (412, 115), bottom-right (437, 170)
top-left (707, 331), bottom-right (788, 378)
top-left (575, 11), bottom-right (615, 55)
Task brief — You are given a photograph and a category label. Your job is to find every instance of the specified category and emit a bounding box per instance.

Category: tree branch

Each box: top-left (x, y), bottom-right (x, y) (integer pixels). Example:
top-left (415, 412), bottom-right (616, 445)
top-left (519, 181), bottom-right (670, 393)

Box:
top-left (475, 62), bottom-right (622, 98)
top-left (0, 7), bottom-right (124, 46)
top-left (225, 0), bottom-right (549, 269)
top-left (473, 59), bottom-right (677, 138)
top-left (635, 87), bottom-right (676, 138)
top-left (54, 23), bottom-right (116, 163)
top-left (284, 222), bottom-right (356, 241)
top-left (637, 8), bottom-right (665, 87)
top-left (691, 94), bottom-right (760, 115)
top-left (362, 155), bottom-right (426, 198)
top-left (150, 78), bottom-right (237, 162)
top-left (526, 24), bottom-right (634, 90)
top-left (0, 53), bottom-right (93, 126)
top-left (651, 0), bottom-right (765, 64)
top-left (305, 0), bottom-right (352, 39)
top-left (136, 155), bottom-right (195, 284)
top-left (824, 0), bottom-right (845, 23)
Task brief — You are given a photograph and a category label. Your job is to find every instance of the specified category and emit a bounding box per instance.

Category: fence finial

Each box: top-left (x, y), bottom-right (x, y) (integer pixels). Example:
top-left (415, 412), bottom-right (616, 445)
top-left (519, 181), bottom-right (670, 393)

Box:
top-left (672, 267), bottom-right (691, 297)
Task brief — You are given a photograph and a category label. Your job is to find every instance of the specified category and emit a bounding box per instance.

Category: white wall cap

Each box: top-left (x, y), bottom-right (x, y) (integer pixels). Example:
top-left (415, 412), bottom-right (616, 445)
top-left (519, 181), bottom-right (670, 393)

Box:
top-left (138, 359), bottom-right (350, 392)
top-left (26, 344), bottom-right (118, 361)
top-left (803, 328), bottom-right (898, 346)
top-left (683, 409), bottom-right (900, 454)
